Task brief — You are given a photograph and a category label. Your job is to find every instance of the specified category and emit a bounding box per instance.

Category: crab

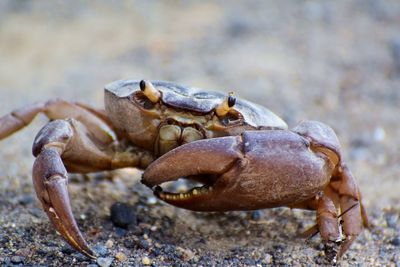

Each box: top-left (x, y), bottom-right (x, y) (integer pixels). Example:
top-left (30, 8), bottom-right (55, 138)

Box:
top-left (0, 80), bottom-right (368, 261)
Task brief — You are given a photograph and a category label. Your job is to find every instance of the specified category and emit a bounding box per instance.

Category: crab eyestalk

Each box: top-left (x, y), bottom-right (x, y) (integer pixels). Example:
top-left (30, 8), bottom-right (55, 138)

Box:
top-left (140, 80), bottom-right (161, 103)
top-left (215, 93), bottom-right (236, 117)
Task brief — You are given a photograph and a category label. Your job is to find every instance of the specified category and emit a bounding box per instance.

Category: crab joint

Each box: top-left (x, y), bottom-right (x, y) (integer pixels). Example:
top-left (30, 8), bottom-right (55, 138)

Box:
top-left (216, 93), bottom-right (236, 117)
top-left (140, 80), bottom-right (161, 103)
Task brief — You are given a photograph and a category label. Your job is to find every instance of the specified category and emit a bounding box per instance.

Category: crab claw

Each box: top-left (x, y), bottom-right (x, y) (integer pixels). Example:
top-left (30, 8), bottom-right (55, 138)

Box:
top-left (142, 136), bottom-right (243, 211)
top-left (33, 148), bottom-right (95, 259)
top-left (143, 130), bottom-right (333, 212)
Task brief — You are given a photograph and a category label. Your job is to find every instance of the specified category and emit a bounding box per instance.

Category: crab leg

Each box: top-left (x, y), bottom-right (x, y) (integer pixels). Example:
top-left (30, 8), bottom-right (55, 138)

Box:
top-left (0, 98), bottom-right (116, 143)
top-left (32, 119), bottom-right (154, 258)
top-left (33, 148), bottom-right (95, 258)
top-left (332, 163), bottom-right (368, 258)
top-left (32, 120), bottom-right (96, 258)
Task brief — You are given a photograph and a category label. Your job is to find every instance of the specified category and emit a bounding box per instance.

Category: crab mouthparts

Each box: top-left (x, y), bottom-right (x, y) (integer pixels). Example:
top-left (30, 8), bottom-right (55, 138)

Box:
top-left (151, 176), bottom-right (216, 202)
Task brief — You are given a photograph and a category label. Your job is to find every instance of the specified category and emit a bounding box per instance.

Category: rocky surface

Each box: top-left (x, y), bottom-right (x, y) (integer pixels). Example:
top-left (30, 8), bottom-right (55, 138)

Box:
top-left (0, 1), bottom-right (399, 266)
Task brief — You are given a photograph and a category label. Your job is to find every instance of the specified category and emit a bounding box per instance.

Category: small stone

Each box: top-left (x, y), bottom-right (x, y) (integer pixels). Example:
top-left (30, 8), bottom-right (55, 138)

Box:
top-left (147, 196), bottom-right (158, 205)
top-left (97, 257), bottom-right (113, 267)
top-left (251, 210), bottom-right (262, 221)
top-left (138, 239), bottom-right (150, 250)
top-left (115, 251), bottom-right (127, 262)
top-left (386, 213), bottom-right (398, 228)
top-left (124, 240), bottom-right (135, 249)
top-left (93, 244), bottom-right (108, 256)
top-left (115, 227), bottom-right (127, 237)
top-left (392, 236), bottom-right (400, 246)
top-left (142, 256), bottom-right (151, 265)
top-left (264, 253), bottom-right (273, 264)
top-left (110, 202), bottom-right (137, 229)
top-left (10, 256), bottom-right (23, 264)
top-left (18, 195), bottom-right (35, 205)
top-left (177, 247), bottom-right (195, 261)
top-left (105, 239), bottom-right (114, 249)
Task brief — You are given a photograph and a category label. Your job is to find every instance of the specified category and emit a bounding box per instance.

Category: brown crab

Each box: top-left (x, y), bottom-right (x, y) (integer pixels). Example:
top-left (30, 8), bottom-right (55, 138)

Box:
top-left (0, 80), bottom-right (368, 261)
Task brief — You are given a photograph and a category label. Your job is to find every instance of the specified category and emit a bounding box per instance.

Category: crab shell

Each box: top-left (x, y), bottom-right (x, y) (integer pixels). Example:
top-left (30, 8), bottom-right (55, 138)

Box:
top-left (104, 80), bottom-right (287, 155)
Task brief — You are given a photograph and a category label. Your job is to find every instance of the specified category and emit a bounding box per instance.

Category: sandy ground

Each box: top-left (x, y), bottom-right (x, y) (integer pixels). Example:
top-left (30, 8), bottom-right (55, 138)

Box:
top-left (0, 1), bottom-right (399, 266)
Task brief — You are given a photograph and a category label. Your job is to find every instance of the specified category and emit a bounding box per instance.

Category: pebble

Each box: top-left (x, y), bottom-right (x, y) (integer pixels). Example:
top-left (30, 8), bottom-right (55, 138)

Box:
top-left (251, 211), bottom-right (262, 221)
top-left (11, 256), bottom-right (23, 264)
top-left (264, 253), bottom-right (273, 264)
top-left (115, 227), bottom-right (127, 237)
top-left (110, 202), bottom-right (137, 229)
top-left (138, 239), bottom-right (150, 250)
top-left (391, 236), bottom-right (400, 246)
top-left (18, 195), bottom-right (35, 205)
top-left (124, 240), bottom-right (135, 249)
top-left (115, 252), bottom-right (127, 262)
top-left (97, 257), bottom-right (113, 267)
top-left (147, 196), bottom-right (158, 205)
top-left (93, 244), bottom-right (108, 256)
top-left (105, 239), bottom-right (114, 249)
top-left (385, 213), bottom-right (398, 228)
top-left (177, 247), bottom-right (195, 261)
top-left (142, 256), bottom-right (151, 265)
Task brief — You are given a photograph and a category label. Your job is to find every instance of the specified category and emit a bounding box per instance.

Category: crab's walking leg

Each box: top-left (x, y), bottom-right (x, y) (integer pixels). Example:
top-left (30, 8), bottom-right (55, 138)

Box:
top-left (0, 98), bottom-right (116, 143)
top-left (330, 163), bottom-right (368, 258)
top-left (32, 119), bottom-right (153, 258)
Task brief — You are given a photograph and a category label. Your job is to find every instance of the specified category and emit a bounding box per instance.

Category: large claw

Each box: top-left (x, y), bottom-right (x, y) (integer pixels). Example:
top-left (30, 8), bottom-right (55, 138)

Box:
top-left (33, 148), bottom-right (95, 258)
top-left (142, 136), bottom-right (241, 187)
top-left (142, 136), bottom-right (243, 211)
top-left (143, 130), bottom-right (333, 212)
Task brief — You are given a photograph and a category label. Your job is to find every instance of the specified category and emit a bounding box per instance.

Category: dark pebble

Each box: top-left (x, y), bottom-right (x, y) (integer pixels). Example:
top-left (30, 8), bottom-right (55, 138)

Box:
top-left (0, 234), bottom-right (10, 244)
top-left (150, 248), bottom-right (161, 257)
top-left (93, 244), bottom-right (108, 256)
top-left (11, 256), bottom-right (24, 264)
top-left (115, 227), bottom-right (127, 237)
top-left (138, 239), bottom-right (150, 250)
top-left (18, 195), bottom-right (35, 205)
top-left (110, 202), bottom-right (137, 229)
top-left (243, 258), bottom-right (256, 265)
top-left (251, 210), bottom-right (262, 221)
top-left (124, 239), bottom-right (135, 249)
top-left (61, 246), bottom-right (75, 255)
top-left (392, 236), bottom-right (400, 246)
top-left (273, 244), bottom-right (285, 252)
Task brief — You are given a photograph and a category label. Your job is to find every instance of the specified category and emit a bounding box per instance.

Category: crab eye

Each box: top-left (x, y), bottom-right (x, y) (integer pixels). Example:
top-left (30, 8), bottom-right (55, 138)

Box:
top-left (216, 93), bottom-right (236, 117)
top-left (139, 80), bottom-right (161, 103)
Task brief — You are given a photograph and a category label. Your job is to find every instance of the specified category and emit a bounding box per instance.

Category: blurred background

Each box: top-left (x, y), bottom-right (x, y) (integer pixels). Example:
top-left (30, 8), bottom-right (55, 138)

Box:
top-left (0, 1), bottom-right (399, 266)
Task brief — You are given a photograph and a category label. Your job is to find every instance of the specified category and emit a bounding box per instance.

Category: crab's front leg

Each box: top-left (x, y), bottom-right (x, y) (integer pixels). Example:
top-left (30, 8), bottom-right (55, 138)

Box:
top-left (32, 119), bottom-right (153, 258)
